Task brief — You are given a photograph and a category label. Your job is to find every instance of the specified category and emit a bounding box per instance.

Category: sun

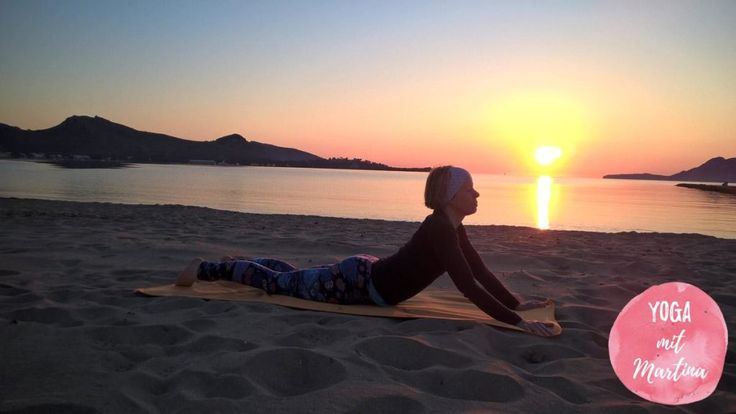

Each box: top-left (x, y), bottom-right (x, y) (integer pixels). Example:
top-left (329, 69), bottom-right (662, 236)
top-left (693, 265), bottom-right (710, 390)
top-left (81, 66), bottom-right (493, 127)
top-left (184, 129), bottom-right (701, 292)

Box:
top-left (487, 91), bottom-right (592, 174)
top-left (535, 146), bottom-right (562, 166)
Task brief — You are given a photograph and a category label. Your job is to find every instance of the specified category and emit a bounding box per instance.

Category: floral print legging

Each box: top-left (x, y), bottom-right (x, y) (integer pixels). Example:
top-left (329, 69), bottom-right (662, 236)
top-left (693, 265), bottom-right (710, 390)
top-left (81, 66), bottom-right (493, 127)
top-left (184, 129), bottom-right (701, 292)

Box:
top-left (197, 254), bottom-right (385, 306)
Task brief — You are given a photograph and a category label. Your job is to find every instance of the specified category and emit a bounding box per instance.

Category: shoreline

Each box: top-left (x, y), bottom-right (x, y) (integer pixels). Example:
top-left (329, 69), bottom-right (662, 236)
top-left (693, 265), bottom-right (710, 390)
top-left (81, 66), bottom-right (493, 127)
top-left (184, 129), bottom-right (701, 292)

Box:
top-left (1, 197), bottom-right (734, 412)
top-left (1, 196), bottom-right (731, 241)
top-left (676, 183), bottom-right (736, 196)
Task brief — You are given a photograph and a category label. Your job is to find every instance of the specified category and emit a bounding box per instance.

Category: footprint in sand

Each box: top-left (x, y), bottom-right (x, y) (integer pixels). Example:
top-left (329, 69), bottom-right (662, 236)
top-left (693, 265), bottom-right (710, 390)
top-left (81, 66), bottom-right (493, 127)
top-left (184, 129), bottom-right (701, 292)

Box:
top-left (526, 375), bottom-right (591, 404)
top-left (68, 306), bottom-right (121, 325)
top-left (518, 343), bottom-right (585, 365)
top-left (200, 301), bottom-right (241, 316)
top-left (81, 290), bottom-right (134, 307)
top-left (110, 268), bottom-right (153, 282)
top-left (9, 306), bottom-right (82, 327)
top-left (102, 350), bottom-right (138, 373)
top-left (315, 315), bottom-right (354, 326)
top-left (240, 348), bottom-right (347, 397)
top-left (169, 334), bottom-right (257, 355)
top-left (183, 318), bottom-right (217, 332)
top-left (46, 287), bottom-right (85, 303)
top-left (355, 336), bottom-right (472, 371)
top-left (118, 347), bottom-right (155, 365)
top-left (347, 394), bottom-right (426, 414)
top-left (392, 318), bottom-right (476, 333)
top-left (120, 371), bottom-right (168, 397)
top-left (0, 288), bottom-right (42, 304)
top-left (139, 297), bottom-right (207, 313)
top-left (274, 325), bottom-right (352, 348)
top-left (587, 377), bottom-right (641, 401)
top-left (0, 283), bottom-right (29, 296)
top-left (165, 369), bottom-right (256, 399)
top-left (395, 369), bottom-right (525, 402)
top-left (85, 324), bottom-right (194, 347)
top-left (274, 312), bottom-right (323, 326)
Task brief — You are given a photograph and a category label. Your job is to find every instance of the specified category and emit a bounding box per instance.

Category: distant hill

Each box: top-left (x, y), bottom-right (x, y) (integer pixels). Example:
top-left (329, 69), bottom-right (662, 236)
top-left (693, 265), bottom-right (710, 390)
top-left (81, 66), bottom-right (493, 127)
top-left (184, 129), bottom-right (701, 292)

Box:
top-left (604, 157), bottom-right (736, 183)
top-left (0, 115), bottom-right (429, 172)
top-left (0, 115), bottom-right (317, 164)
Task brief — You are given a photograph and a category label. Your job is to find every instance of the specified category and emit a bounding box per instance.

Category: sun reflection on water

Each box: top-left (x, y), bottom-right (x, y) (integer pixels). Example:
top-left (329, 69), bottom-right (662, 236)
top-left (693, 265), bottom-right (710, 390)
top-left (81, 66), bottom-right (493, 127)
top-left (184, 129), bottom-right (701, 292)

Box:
top-left (536, 175), bottom-right (552, 229)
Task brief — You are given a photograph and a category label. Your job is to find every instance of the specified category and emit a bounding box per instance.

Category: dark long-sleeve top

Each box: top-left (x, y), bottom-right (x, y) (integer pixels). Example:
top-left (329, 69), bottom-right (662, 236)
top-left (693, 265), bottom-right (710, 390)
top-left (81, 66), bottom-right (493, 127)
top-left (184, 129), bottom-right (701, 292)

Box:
top-left (370, 209), bottom-right (522, 325)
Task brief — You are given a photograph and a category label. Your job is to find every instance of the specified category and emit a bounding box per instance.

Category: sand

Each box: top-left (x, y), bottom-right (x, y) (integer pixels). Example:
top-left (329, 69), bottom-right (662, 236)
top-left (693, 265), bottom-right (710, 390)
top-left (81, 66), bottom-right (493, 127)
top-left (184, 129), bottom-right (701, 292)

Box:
top-left (0, 197), bottom-right (734, 413)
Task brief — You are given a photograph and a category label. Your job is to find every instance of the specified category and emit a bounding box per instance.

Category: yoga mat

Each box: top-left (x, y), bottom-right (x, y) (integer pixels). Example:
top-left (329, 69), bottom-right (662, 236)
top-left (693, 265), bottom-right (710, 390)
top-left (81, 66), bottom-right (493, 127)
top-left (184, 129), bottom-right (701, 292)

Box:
top-left (136, 281), bottom-right (562, 336)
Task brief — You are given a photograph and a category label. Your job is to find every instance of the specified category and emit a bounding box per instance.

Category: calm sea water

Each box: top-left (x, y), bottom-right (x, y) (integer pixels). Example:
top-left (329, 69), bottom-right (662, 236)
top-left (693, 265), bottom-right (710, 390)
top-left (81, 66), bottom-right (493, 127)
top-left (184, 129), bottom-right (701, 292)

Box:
top-left (1, 159), bottom-right (735, 239)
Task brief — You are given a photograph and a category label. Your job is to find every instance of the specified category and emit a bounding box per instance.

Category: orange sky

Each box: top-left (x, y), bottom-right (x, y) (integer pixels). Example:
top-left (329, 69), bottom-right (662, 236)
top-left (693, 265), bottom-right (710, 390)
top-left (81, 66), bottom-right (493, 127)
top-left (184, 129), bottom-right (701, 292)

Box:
top-left (1, 2), bottom-right (734, 177)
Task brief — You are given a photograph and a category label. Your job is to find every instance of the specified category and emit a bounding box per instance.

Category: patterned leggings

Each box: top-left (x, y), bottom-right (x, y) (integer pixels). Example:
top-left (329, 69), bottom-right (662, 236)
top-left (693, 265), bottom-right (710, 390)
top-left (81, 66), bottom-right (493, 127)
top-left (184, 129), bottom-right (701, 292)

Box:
top-left (197, 254), bottom-right (387, 306)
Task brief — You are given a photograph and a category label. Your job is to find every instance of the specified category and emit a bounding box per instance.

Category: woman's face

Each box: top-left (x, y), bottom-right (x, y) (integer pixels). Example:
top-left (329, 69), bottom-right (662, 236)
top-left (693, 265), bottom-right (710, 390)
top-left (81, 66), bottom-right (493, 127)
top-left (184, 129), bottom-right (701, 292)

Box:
top-left (447, 178), bottom-right (480, 216)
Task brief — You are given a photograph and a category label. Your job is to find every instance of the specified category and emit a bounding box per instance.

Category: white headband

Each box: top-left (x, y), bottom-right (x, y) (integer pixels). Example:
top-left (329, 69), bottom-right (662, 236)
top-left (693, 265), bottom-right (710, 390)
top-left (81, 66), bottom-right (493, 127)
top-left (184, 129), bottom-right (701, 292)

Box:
top-left (446, 167), bottom-right (471, 204)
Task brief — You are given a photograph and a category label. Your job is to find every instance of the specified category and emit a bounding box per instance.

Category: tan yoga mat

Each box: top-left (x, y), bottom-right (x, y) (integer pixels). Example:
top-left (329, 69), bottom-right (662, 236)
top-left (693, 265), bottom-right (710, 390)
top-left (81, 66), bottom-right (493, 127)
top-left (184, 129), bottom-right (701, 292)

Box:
top-left (136, 281), bottom-right (562, 336)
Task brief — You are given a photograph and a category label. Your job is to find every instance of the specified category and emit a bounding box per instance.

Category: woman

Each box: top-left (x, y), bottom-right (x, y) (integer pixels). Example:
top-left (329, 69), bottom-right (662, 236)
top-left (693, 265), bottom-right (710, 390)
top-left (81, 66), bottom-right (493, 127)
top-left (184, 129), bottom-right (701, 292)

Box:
top-left (176, 166), bottom-right (555, 336)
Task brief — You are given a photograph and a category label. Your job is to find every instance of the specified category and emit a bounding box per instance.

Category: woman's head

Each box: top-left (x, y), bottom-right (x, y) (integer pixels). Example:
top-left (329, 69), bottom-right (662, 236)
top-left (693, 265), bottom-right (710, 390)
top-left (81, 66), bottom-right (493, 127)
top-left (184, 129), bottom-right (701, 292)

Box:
top-left (424, 166), bottom-right (479, 215)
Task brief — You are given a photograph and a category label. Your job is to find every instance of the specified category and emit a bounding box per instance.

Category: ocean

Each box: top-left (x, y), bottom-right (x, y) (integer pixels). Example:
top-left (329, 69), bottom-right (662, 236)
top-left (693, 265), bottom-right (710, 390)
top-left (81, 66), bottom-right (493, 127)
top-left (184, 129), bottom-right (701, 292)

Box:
top-left (1, 159), bottom-right (734, 239)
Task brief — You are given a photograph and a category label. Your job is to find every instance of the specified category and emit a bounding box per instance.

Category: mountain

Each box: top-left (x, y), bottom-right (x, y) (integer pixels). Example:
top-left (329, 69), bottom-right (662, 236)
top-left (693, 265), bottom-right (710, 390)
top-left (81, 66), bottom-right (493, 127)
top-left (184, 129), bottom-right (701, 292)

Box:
top-left (603, 157), bottom-right (736, 183)
top-left (0, 115), bottom-right (318, 164)
top-left (670, 157), bottom-right (736, 182)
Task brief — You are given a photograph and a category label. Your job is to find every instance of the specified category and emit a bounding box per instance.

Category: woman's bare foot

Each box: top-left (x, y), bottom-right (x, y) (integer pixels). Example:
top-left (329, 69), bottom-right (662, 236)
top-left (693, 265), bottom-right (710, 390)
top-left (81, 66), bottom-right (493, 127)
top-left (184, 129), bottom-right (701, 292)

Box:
top-left (175, 258), bottom-right (203, 287)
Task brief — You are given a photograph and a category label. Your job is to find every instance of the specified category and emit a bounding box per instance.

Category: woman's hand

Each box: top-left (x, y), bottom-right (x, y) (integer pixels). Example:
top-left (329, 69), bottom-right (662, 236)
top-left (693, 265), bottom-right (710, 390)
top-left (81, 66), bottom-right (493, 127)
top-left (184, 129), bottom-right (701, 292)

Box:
top-left (516, 319), bottom-right (556, 336)
top-left (515, 298), bottom-right (552, 311)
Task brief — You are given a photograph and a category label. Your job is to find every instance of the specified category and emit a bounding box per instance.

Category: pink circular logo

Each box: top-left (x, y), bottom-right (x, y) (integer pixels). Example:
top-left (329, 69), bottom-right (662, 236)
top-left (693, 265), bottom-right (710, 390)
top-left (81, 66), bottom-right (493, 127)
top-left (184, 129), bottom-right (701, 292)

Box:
top-left (609, 282), bottom-right (728, 405)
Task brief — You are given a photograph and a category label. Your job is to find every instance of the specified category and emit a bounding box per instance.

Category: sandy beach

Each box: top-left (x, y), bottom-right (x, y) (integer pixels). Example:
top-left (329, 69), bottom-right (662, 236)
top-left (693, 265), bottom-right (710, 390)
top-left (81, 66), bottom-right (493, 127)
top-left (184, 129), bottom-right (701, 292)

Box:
top-left (0, 197), bottom-right (733, 413)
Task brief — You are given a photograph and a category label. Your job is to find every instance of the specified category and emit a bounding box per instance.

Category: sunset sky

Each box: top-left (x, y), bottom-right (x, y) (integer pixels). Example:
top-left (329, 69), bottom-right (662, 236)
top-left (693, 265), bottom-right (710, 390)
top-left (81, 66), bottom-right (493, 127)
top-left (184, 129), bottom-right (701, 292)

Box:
top-left (1, 1), bottom-right (734, 177)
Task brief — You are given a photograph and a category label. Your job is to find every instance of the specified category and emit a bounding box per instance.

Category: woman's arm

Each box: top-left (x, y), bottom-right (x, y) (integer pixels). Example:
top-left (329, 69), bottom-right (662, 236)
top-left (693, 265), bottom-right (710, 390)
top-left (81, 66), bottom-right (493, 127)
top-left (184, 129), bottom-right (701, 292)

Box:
top-left (432, 220), bottom-right (522, 326)
top-left (457, 225), bottom-right (520, 310)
